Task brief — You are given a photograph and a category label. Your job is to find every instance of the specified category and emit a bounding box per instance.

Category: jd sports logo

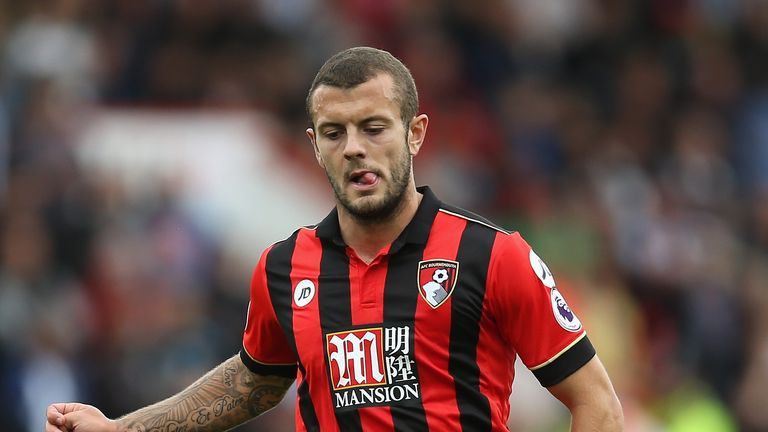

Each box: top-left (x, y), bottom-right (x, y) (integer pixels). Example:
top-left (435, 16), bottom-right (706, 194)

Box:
top-left (294, 279), bottom-right (315, 307)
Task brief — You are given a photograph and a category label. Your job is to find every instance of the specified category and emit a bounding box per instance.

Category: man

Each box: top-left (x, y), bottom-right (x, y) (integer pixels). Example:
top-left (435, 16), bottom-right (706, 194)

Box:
top-left (46, 47), bottom-right (623, 431)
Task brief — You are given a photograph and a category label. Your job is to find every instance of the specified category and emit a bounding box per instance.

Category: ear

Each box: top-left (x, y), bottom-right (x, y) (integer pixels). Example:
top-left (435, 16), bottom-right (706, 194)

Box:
top-left (407, 114), bottom-right (429, 157)
top-left (306, 127), bottom-right (324, 168)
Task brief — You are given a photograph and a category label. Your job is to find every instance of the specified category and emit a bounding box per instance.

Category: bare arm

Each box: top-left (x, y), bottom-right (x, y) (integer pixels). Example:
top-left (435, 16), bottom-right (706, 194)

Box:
top-left (547, 356), bottom-right (624, 432)
top-left (46, 354), bottom-right (294, 432)
top-left (116, 354), bottom-right (293, 432)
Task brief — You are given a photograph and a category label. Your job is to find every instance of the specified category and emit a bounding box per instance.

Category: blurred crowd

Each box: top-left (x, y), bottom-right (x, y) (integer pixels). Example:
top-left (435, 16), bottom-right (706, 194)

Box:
top-left (1, 0), bottom-right (768, 431)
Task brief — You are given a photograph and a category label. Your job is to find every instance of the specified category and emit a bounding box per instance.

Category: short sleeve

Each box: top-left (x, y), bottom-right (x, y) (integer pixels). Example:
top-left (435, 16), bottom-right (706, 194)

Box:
top-left (488, 232), bottom-right (595, 387)
top-left (240, 246), bottom-right (298, 378)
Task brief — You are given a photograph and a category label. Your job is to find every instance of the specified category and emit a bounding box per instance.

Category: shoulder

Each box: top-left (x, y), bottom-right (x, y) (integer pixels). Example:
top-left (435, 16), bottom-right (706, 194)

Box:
top-left (436, 202), bottom-right (514, 236)
top-left (259, 225), bottom-right (318, 268)
top-left (437, 204), bottom-right (541, 274)
top-left (435, 203), bottom-right (530, 256)
top-left (434, 203), bottom-right (534, 272)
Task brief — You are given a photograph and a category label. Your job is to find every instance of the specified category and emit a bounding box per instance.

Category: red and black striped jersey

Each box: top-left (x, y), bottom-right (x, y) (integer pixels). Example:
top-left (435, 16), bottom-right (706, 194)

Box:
top-left (241, 186), bottom-right (595, 431)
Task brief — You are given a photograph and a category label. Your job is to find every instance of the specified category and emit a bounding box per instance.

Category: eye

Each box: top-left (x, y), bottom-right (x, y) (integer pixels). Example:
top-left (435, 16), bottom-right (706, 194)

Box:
top-left (365, 127), bottom-right (384, 135)
top-left (324, 129), bottom-right (343, 140)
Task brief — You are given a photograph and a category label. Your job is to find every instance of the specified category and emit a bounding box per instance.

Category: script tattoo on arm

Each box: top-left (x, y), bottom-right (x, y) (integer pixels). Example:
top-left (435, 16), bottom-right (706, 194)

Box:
top-left (115, 354), bottom-right (294, 432)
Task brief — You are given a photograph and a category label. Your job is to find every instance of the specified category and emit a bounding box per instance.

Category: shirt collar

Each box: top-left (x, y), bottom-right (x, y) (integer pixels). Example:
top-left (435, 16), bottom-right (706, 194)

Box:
top-left (315, 186), bottom-right (441, 251)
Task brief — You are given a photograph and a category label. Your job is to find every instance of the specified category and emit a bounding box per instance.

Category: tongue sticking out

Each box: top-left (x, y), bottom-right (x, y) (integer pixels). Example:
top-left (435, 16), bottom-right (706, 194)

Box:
top-left (356, 172), bottom-right (378, 185)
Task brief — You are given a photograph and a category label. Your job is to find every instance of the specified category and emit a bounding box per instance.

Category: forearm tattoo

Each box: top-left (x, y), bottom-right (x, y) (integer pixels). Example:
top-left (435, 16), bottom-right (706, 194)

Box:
top-left (116, 355), bottom-right (294, 432)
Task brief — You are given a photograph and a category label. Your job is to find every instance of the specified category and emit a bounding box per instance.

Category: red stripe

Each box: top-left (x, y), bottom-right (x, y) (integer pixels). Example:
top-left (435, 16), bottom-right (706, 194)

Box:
top-left (414, 212), bottom-right (466, 429)
top-left (349, 247), bottom-right (395, 432)
top-left (359, 406), bottom-right (395, 432)
top-left (294, 368), bottom-right (307, 432)
top-left (291, 228), bottom-right (339, 432)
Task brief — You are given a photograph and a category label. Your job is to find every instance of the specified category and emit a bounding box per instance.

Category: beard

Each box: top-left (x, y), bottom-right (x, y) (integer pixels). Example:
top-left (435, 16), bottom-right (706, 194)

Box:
top-left (326, 140), bottom-right (412, 225)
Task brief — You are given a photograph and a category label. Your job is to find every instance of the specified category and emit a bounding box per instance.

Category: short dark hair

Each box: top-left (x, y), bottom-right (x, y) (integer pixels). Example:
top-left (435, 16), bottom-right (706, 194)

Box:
top-left (306, 47), bottom-right (419, 127)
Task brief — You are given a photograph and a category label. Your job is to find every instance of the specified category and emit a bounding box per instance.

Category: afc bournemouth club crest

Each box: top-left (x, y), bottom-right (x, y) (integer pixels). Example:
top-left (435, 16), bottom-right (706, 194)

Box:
top-left (418, 259), bottom-right (459, 308)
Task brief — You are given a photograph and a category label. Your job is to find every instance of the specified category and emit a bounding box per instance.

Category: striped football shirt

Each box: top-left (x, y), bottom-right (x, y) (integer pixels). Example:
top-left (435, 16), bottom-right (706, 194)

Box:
top-left (241, 186), bottom-right (595, 431)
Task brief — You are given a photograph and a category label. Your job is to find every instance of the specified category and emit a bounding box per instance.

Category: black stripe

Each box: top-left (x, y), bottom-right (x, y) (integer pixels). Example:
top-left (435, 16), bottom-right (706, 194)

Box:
top-left (318, 239), bottom-right (362, 431)
top-left (295, 363), bottom-right (316, 430)
top-left (384, 243), bottom-right (429, 432)
top-left (449, 223), bottom-right (495, 432)
top-left (534, 336), bottom-right (596, 387)
top-left (265, 232), bottom-right (321, 431)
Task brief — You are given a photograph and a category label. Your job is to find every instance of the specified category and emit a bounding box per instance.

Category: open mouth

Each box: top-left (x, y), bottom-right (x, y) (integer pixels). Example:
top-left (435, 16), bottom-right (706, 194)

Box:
top-left (349, 170), bottom-right (380, 187)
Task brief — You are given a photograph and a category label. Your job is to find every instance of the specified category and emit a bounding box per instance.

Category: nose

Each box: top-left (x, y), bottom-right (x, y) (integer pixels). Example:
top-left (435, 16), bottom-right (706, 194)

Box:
top-left (342, 130), bottom-right (366, 160)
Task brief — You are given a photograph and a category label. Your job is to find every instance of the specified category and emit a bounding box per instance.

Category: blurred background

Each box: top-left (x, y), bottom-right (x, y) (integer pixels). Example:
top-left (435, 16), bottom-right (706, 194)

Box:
top-left (1, 0), bottom-right (767, 431)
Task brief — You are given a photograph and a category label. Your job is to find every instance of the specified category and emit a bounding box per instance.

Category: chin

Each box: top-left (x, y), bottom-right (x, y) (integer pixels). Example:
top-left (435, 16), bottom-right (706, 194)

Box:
top-left (347, 194), bottom-right (406, 223)
top-left (348, 195), bottom-right (386, 214)
top-left (345, 185), bottom-right (384, 204)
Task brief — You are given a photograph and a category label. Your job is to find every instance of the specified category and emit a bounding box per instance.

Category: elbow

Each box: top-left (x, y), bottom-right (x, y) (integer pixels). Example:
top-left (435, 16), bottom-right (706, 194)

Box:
top-left (573, 391), bottom-right (625, 431)
top-left (603, 393), bottom-right (625, 430)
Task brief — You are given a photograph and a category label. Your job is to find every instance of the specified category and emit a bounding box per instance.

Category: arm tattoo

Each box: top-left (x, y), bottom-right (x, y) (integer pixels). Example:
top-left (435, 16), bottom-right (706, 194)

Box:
top-left (116, 354), bottom-right (294, 432)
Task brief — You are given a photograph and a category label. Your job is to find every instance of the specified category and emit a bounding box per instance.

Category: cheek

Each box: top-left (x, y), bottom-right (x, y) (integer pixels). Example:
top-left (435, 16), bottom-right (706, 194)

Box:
top-left (319, 151), bottom-right (342, 175)
top-left (315, 145), bottom-right (333, 165)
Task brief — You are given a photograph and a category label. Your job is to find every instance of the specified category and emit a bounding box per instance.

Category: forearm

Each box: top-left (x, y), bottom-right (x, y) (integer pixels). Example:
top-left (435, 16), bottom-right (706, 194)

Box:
top-left (116, 354), bottom-right (294, 432)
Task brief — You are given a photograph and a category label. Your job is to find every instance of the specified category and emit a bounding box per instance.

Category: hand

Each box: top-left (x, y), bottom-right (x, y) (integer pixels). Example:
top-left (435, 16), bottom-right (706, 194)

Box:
top-left (45, 403), bottom-right (118, 432)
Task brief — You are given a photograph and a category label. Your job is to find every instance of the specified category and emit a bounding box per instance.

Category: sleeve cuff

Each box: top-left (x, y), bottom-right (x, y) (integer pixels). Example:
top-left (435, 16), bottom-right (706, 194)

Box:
top-left (239, 347), bottom-right (298, 378)
top-left (531, 335), bottom-right (596, 387)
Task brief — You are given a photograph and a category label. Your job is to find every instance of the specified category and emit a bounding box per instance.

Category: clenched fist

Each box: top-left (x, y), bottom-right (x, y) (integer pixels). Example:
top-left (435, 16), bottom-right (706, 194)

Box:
top-left (45, 403), bottom-right (118, 432)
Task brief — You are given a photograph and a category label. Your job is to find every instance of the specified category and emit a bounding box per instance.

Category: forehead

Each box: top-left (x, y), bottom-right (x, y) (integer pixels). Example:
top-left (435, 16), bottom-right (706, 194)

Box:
top-left (310, 74), bottom-right (401, 124)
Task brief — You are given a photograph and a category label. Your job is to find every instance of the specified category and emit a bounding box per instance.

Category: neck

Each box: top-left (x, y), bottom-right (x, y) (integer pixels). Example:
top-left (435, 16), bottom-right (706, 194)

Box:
top-left (338, 186), bottom-right (422, 264)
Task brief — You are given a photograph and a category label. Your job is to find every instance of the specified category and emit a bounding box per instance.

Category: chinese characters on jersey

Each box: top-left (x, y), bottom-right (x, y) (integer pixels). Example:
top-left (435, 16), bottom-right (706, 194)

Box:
top-left (326, 325), bottom-right (420, 409)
